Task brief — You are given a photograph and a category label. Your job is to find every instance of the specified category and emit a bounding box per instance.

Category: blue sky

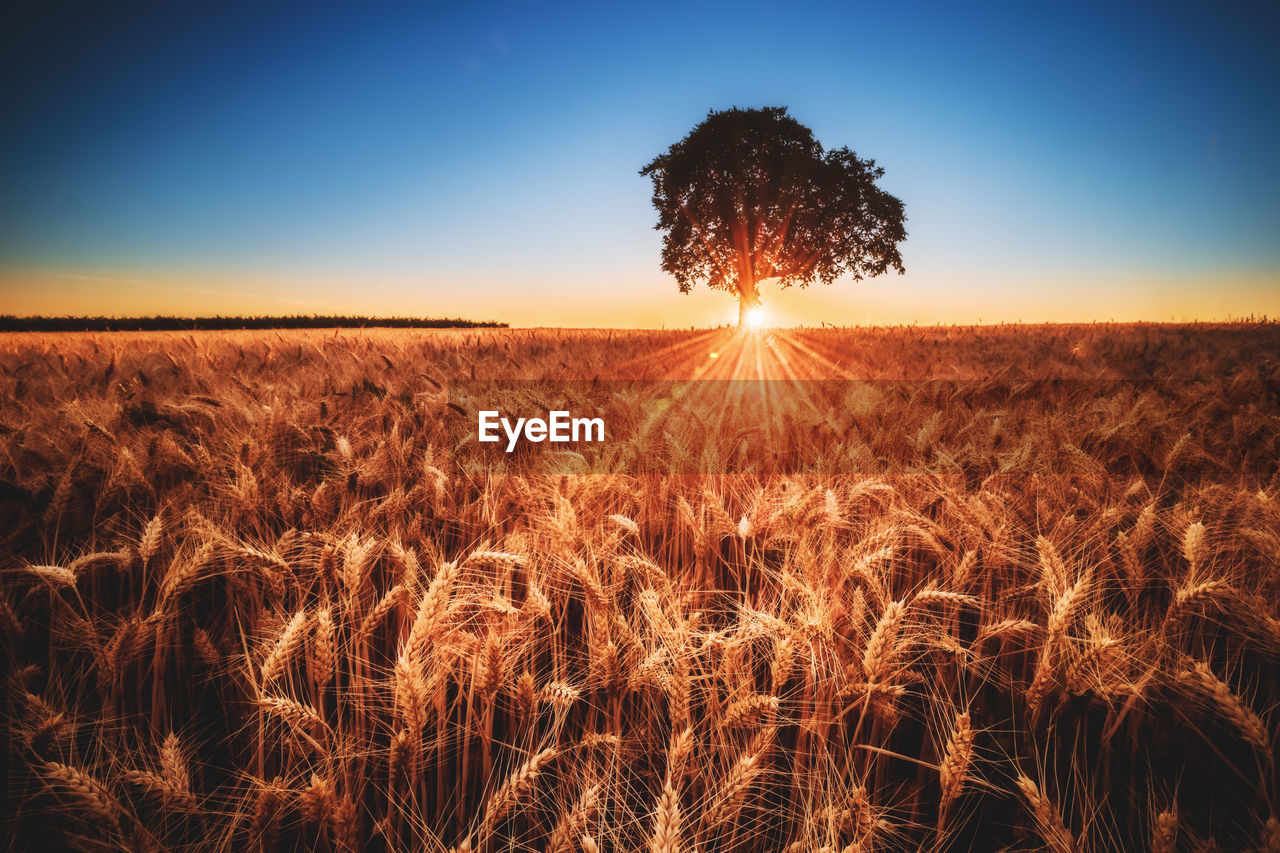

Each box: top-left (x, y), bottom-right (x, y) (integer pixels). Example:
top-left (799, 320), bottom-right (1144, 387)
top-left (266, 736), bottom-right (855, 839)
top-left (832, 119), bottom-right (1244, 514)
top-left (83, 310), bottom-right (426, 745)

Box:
top-left (1, 0), bottom-right (1277, 325)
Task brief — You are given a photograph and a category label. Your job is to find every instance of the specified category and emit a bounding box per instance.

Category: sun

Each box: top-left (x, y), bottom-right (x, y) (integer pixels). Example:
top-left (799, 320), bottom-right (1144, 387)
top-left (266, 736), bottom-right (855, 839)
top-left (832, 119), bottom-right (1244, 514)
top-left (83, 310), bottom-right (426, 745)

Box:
top-left (746, 307), bottom-right (766, 328)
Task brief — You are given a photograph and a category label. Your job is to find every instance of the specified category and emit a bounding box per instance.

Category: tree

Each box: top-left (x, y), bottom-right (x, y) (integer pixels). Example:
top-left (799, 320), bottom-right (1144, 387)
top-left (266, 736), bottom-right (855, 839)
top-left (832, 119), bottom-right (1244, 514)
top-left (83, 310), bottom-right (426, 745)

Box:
top-left (640, 106), bottom-right (907, 327)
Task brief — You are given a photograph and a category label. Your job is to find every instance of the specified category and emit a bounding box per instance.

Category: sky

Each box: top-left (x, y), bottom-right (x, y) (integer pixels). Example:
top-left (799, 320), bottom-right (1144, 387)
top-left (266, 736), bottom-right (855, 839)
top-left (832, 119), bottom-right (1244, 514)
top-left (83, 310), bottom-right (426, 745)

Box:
top-left (1, 0), bottom-right (1278, 327)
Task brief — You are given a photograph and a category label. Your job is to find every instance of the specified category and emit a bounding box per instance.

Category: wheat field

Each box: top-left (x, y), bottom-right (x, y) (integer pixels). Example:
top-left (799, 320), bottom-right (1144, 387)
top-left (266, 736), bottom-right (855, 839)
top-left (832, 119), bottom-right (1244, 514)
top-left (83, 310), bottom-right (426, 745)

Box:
top-left (1, 323), bottom-right (1278, 852)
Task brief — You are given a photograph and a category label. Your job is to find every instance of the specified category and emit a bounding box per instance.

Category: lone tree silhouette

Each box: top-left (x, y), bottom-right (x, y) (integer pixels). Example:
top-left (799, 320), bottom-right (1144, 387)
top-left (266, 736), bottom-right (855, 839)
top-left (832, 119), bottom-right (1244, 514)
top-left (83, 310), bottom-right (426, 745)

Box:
top-left (641, 106), bottom-right (907, 326)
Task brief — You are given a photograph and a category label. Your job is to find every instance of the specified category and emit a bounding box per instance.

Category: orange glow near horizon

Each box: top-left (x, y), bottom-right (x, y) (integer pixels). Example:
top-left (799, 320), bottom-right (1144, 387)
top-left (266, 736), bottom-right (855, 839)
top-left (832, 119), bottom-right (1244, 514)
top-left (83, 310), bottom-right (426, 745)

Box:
top-left (2, 265), bottom-right (1279, 328)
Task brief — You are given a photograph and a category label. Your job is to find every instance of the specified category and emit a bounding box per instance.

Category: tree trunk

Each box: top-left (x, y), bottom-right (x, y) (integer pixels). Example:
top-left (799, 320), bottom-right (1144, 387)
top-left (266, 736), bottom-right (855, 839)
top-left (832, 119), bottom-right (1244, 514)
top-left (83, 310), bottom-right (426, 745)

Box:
top-left (737, 283), bottom-right (757, 328)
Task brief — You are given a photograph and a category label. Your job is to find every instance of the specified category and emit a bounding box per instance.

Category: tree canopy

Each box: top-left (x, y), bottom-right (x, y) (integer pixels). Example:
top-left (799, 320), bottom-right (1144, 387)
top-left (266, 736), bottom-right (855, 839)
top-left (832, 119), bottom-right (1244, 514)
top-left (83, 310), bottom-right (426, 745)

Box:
top-left (640, 106), bottom-right (907, 324)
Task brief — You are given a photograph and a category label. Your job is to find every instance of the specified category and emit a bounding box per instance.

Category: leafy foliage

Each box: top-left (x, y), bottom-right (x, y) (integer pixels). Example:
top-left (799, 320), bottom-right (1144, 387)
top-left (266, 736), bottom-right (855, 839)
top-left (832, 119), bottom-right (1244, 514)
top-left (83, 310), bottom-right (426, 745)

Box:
top-left (641, 107), bottom-right (907, 311)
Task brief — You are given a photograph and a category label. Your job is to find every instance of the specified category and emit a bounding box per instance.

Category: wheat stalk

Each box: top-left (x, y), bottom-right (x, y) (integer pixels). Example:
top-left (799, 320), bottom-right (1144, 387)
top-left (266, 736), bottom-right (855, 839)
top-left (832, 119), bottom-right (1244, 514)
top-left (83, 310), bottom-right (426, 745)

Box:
top-left (1016, 775), bottom-right (1074, 853)
top-left (407, 561), bottom-right (460, 665)
top-left (862, 599), bottom-right (906, 682)
top-left (938, 712), bottom-right (973, 818)
top-left (480, 747), bottom-right (558, 840)
top-left (650, 777), bottom-right (683, 853)
top-left (260, 610), bottom-right (309, 685)
top-left (255, 695), bottom-right (328, 752)
top-left (1180, 661), bottom-right (1269, 752)
top-left (1151, 808), bottom-right (1178, 853)
top-left (699, 734), bottom-right (769, 835)
top-left (311, 606), bottom-right (335, 689)
top-left (549, 783), bottom-right (602, 853)
top-left (42, 761), bottom-right (122, 829)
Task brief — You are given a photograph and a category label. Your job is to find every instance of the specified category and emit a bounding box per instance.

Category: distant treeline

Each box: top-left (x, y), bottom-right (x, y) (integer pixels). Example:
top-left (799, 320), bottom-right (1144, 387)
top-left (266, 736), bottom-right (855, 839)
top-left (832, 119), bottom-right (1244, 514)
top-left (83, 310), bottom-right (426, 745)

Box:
top-left (0, 315), bottom-right (508, 332)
